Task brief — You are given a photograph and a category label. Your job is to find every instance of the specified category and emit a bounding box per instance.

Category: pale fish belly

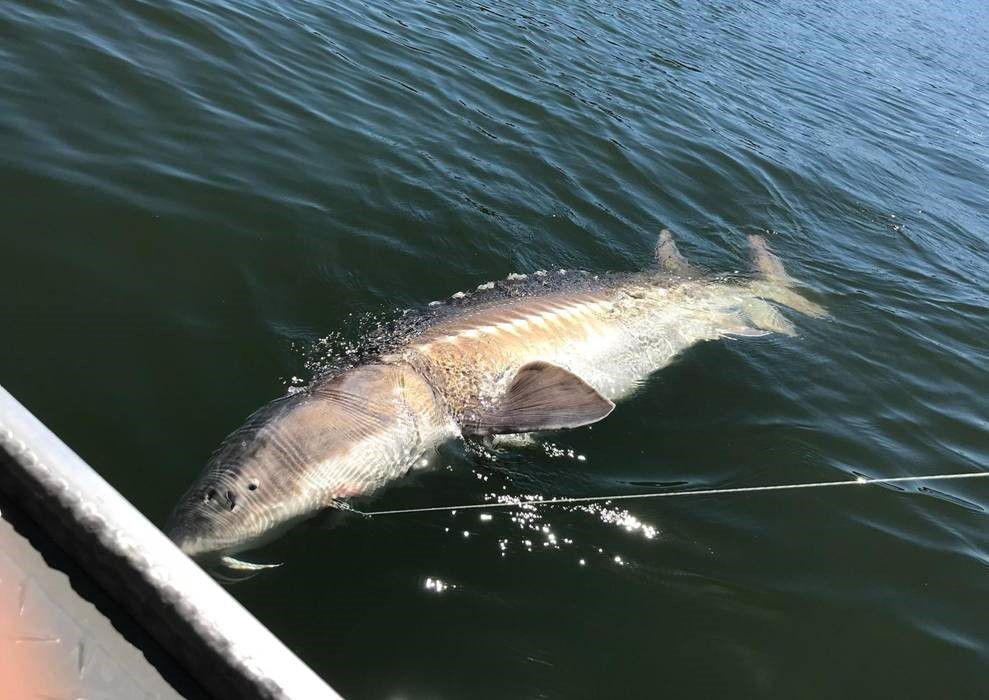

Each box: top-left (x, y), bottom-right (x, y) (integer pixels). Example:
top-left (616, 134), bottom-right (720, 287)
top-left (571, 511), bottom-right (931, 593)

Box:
top-left (405, 282), bottom-right (734, 410)
top-left (540, 281), bottom-right (744, 400)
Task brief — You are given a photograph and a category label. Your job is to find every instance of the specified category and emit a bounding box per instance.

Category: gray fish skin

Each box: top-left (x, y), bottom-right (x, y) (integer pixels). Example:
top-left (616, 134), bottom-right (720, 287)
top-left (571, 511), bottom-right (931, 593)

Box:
top-left (165, 363), bottom-right (452, 566)
top-left (165, 233), bottom-right (825, 570)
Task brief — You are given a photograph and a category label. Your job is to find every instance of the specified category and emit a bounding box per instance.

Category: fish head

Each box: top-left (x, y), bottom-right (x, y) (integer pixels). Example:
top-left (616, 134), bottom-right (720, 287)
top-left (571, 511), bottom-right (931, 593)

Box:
top-left (163, 401), bottom-right (313, 570)
top-left (165, 363), bottom-right (445, 571)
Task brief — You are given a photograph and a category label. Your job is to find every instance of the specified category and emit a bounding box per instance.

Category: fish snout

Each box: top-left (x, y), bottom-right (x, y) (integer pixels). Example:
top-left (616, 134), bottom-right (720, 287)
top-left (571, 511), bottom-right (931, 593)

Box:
top-left (165, 491), bottom-right (238, 558)
top-left (165, 473), bottom-right (272, 560)
top-left (164, 509), bottom-right (215, 558)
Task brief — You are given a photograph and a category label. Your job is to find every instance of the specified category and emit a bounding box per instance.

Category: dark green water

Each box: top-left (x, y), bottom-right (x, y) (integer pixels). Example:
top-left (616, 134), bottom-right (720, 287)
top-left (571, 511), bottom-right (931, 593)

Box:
top-left (2, 0), bottom-right (988, 697)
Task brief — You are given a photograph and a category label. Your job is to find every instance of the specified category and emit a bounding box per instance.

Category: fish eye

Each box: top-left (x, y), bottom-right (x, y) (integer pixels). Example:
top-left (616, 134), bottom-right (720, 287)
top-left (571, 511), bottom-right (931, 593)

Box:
top-left (204, 488), bottom-right (218, 503)
top-left (248, 480), bottom-right (259, 491)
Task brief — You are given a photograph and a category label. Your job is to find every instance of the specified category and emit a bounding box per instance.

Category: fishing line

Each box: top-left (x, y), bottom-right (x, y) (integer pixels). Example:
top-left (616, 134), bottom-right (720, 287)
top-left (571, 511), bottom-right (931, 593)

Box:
top-left (341, 471), bottom-right (989, 517)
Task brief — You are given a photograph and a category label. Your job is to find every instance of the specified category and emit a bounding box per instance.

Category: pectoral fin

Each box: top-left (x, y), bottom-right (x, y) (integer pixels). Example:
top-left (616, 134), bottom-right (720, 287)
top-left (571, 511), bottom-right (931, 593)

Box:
top-left (464, 361), bottom-right (615, 436)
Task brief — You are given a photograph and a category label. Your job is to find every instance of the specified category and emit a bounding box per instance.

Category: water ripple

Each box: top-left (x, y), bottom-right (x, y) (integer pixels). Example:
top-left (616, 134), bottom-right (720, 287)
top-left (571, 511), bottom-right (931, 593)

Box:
top-left (2, 0), bottom-right (988, 697)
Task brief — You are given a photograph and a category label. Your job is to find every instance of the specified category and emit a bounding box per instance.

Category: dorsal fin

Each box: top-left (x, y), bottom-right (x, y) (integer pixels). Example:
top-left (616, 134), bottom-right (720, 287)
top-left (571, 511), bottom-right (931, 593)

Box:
top-left (655, 229), bottom-right (696, 276)
top-left (463, 361), bottom-right (615, 436)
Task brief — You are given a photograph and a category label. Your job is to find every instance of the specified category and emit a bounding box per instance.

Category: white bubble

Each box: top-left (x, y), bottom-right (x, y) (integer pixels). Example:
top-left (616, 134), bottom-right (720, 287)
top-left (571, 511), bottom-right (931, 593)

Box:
top-left (424, 577), bottom-right (449, 593)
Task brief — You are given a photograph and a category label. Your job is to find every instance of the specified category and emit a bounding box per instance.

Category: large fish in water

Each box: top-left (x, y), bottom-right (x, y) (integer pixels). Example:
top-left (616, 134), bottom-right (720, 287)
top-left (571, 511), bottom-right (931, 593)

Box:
top-left (165, 233), bottom-right (826, 576)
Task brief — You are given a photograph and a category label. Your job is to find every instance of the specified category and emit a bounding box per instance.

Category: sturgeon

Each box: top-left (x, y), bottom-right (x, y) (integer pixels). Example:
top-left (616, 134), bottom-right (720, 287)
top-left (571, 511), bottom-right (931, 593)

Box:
top-left (165, 233), bottom-right (826, 576)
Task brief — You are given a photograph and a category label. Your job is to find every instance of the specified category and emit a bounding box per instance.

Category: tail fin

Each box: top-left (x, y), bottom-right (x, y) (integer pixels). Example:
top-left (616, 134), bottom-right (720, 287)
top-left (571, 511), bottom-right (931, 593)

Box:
top-left (655, 229), bottom-right (697, 277)
top-left (748, 235), bottom-right (827, 318)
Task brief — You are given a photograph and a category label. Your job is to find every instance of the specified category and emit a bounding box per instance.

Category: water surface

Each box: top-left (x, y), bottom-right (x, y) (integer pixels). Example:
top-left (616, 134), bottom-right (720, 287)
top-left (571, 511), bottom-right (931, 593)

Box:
top-left (2, 0), bottom-right (987, 697)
